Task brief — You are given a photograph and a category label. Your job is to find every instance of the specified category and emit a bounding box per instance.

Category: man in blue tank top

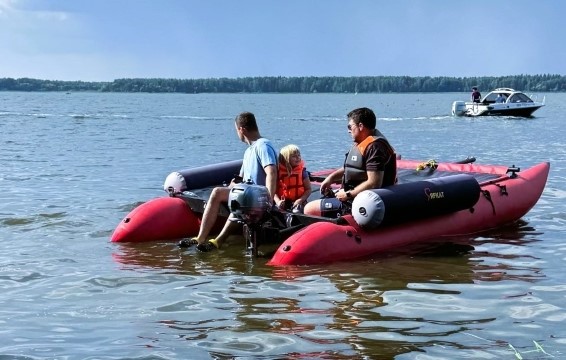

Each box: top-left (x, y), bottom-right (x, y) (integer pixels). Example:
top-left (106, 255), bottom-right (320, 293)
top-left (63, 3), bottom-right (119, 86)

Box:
top-left (182, 112), bottom-right (278, 251)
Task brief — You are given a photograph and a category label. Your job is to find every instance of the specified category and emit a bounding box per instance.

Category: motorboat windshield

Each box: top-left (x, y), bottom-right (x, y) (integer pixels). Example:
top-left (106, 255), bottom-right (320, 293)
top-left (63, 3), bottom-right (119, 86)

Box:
top-left (482, 88), bottom-right (535, 104)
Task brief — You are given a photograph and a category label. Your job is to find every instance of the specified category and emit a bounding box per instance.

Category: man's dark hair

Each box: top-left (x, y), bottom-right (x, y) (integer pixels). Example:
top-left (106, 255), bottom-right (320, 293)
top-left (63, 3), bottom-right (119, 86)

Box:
top-left (347, 107), bottom-right (376, 129)
top-left (235, 111), bottom-right (259, 131)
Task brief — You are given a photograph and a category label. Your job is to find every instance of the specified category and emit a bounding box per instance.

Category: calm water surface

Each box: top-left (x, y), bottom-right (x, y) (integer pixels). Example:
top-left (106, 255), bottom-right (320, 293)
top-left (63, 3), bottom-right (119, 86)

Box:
top-left (1, 92), bottom-right (565, 359)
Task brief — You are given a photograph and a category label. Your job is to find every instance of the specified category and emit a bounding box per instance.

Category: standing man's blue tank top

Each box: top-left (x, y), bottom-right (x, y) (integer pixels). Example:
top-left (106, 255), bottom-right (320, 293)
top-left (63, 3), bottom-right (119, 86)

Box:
top-left (241, 138), bottom-right (278, 185)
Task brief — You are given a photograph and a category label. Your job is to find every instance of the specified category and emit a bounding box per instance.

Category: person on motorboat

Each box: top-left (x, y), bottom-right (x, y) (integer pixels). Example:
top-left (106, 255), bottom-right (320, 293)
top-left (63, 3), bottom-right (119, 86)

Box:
top-left (495, 93), bottom-right (506, 103)
top-left (471, 87), bottom-right (481, 103)
top-left (181, 111), bottom-right (278, 252)
top-left (274, 144), bottom-right (312, 213)
top-left (303, 107), bottom-right (397, 217)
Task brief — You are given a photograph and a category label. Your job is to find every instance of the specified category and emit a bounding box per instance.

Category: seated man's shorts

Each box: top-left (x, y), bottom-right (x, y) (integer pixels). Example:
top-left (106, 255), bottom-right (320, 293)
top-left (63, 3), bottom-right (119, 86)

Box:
top-left (320, 198), bottom-right (350, 217)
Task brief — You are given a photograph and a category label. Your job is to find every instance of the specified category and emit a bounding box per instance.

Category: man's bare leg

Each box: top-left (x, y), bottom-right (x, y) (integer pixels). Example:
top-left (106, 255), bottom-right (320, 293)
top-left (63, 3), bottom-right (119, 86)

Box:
top-left (213, 216), bottom-right (241, 248)
top-left (195, 187), bottom-right (230, 244)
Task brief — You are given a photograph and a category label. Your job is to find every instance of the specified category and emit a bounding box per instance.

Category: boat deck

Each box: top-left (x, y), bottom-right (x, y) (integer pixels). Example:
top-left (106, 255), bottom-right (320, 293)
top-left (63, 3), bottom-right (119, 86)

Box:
top-left (396, 167), bottom-right (502, 184)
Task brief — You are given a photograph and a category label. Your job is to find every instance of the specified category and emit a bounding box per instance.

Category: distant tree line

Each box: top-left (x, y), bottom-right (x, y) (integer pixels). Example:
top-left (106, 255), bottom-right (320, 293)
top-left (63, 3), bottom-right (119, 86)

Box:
top-left (1, 74), bottom-right (565, 93)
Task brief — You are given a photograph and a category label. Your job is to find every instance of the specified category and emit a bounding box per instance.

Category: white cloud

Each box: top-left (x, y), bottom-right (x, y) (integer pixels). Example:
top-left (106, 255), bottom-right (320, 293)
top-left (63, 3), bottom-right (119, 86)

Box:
top-left (0, 0), bottom-right (16, 14)
top-left (0, 0), bottom-right (69, 21)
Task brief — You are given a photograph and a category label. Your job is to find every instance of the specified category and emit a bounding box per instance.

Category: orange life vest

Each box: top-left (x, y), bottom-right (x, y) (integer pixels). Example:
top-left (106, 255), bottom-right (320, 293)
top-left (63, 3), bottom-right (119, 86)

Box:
top-left (277, 161), bottom-right (305, 201)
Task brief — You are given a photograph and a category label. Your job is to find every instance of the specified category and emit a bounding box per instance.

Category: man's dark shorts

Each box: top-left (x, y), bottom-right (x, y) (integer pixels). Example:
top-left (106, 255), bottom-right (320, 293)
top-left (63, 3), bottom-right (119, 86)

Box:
top-left (320, 198), bottom-right (351, 217)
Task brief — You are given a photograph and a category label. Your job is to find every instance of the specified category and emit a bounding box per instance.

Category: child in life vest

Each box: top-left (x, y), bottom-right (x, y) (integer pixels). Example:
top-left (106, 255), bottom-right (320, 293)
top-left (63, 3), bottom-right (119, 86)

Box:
top-left (275, 144), bottom-right (312, 213)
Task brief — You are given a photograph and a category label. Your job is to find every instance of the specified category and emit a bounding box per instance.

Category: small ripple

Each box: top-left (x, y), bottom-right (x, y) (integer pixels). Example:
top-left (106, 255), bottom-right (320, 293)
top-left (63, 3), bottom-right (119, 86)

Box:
top-left (117, 201), bottom-right (145, 212)
top-left (509, 303), bottom-right (564, 321)
top-left (546, 187), bottom-right (566, 199)
top-left (0, 271), bottom-right (45, 284)
top-left (531, 284), bottom-right (566, 292)
top-left (1, 217), bottom-right (35, 226)
top-left (0, 212), bottom-right (88, 231)
top-left (156, 299), bottom-right (201, 312)
top-left (194, 331), bottom-right (298, 354)
top-left (38, 212), bottom-right (67, 219)
top-left (86, 275), bottom-right (179, 289)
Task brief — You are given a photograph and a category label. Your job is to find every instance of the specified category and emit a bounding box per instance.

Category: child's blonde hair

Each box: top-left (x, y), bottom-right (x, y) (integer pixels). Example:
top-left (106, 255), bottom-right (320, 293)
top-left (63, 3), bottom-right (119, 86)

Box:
top-left (278, 144), bottom-right (301, 178)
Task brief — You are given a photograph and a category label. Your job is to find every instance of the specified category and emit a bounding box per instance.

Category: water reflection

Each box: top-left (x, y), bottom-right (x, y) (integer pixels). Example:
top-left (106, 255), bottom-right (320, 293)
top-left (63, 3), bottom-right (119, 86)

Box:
top-left (111, 220), bottom-right (548, 358)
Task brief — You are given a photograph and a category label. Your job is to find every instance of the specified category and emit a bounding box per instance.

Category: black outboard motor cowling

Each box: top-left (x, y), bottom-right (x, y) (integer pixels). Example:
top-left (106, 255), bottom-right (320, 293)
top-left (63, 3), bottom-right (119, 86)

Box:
top-left (228, 182), bottom-right (272, 224)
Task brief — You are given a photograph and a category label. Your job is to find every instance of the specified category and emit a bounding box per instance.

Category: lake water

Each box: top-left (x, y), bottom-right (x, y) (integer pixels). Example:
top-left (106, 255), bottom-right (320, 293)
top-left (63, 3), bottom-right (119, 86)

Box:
top-left (1, 91), bottom-right (565, 359)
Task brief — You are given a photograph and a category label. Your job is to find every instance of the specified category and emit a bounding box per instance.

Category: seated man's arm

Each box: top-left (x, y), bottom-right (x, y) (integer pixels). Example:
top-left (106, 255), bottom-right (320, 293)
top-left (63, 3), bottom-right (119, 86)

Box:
top-left (352, 170), bottom-right (383, 196)
top-left (321, 167), bottom-right (344, 190)
top-left (336, 170), bottom-right (383, 201)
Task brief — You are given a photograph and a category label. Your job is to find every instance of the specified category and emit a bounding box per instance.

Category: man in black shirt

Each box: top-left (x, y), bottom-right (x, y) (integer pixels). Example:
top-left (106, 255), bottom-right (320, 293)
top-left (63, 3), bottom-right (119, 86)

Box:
top-left (304, 107), bottom-right (397, 217)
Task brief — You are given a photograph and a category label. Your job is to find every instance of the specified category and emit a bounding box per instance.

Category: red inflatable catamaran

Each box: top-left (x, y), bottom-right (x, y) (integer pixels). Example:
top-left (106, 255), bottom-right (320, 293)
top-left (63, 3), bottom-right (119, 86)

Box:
top-left (111, 158), bottom-right (549, 265)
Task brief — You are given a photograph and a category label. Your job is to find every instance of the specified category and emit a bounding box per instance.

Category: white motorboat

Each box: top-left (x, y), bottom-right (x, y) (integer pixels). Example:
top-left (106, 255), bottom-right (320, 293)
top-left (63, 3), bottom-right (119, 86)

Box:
top-left (452, 88), bottom-right (545, 117)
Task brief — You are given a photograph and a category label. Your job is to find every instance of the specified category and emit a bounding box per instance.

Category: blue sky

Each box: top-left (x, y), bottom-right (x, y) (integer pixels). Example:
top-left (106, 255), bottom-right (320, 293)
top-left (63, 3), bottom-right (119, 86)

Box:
top-left (1, 0), bottom-right (565, 81)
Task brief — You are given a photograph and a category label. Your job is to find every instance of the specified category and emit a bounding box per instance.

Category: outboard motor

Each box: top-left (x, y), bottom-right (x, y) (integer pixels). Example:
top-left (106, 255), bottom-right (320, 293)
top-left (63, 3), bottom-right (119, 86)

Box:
top-left (228, 182), bottom-right (272, 224)
top-left (451, 101), bottom-right (466, 116)
top-left (352, 174), bottom-right (481, 230)
top-left (228, 182), bottom-right (274, 257)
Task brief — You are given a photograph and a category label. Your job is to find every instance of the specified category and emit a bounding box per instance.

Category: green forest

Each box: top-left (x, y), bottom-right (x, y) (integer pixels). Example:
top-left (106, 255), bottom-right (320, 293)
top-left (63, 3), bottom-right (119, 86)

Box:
top-left (1, 74), bottom-right (565, 93)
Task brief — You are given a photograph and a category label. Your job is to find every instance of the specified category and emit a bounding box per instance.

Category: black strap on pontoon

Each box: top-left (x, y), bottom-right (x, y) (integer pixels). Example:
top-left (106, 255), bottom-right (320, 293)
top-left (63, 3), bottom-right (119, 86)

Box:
top-left (481, 189), bottom-right (496, 215)
top-left (495, 183), bottom-right (508, 196)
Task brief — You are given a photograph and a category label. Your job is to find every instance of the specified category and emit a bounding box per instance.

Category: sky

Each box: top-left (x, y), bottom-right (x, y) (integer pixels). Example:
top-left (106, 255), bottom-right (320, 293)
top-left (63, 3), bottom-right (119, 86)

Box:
top-left (1, 0), bottom-right (565, 82)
